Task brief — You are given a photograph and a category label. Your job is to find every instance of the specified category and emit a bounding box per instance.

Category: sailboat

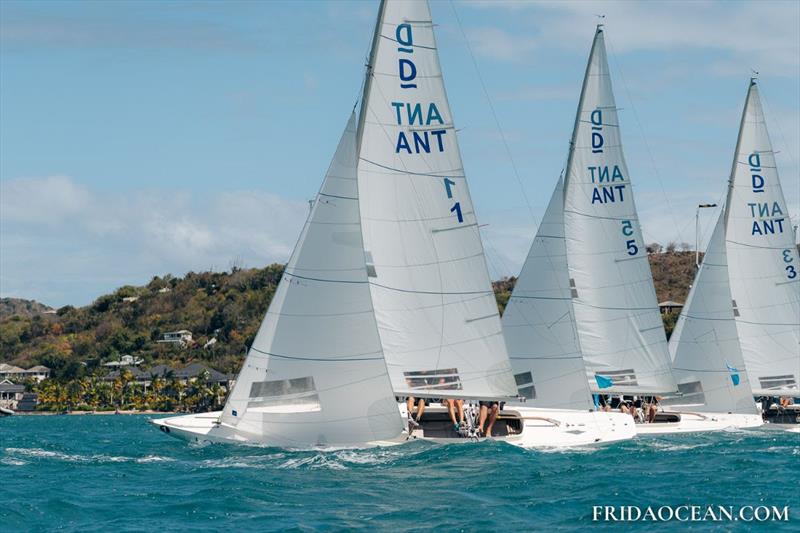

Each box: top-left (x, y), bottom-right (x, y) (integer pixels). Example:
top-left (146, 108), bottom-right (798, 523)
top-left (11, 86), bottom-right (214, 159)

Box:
top-left (637, 211), bottom-right (763, 434)
top-left (152, 0), bottom-right (636, 448)
top-left (503, 177), bottom-right (637, 438)
top-left (723, 79), bottom-right (800, 428)
top-left (510, 25), bottom-right (743, 434)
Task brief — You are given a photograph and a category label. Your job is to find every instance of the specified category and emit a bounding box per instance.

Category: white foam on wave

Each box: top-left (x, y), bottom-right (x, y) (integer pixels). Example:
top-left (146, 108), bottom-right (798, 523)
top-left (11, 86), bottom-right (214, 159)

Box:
top-left (5, 447), bottom-right (177, 465)
top-left (278, 454), bottom-right (347, 471)
top-left (1, 457), bottom-right (28, 466)
top-left (648, 441), bottom-right (712, 452)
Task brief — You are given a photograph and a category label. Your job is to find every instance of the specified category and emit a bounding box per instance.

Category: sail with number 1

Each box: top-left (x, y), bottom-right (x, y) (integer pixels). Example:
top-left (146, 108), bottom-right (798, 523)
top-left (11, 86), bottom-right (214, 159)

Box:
top-left (357, 0), bottom-right (518, 400)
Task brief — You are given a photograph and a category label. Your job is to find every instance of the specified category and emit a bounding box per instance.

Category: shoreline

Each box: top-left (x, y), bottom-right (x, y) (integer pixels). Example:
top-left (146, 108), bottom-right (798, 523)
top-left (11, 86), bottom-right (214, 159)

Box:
top-left (11, 410), bottom-right (179, 416)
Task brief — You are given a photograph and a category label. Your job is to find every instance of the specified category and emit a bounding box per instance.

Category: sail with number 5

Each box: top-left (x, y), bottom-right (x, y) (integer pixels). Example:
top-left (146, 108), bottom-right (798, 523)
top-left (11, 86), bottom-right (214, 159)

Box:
top-left (724, 80), bottom-right (800, 396)
top-left (356, 0), bottom-right (518, 400)
top-left (562, 27), bottom-right (676, 395)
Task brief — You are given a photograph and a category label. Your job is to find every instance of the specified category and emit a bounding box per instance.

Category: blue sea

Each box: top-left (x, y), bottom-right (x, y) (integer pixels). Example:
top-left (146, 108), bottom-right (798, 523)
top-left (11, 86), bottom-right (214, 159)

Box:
top-left (1, 415), bottom-right (797, 531)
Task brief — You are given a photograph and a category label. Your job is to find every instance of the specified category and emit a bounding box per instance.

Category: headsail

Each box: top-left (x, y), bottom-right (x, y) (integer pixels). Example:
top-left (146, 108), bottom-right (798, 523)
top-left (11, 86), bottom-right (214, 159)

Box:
top-left (219, 113), bottom-right (403, 447)
top-left (724, 80), bottom-right (800, 396)
top-left (666, 212), bottom-right (758, 414)
top-left (356, 0), bottom-right (518, 399)
top-left (562, 27), bottom-right (676, 394)
top-left (502, 178), bottom-right (595, 410)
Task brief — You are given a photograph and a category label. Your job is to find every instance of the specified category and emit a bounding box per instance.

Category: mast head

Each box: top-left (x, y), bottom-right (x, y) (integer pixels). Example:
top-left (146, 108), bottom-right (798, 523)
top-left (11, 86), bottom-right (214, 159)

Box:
top-left (750, 69), bottom-right (759, 86)
top-left (595, 14), bottom-right (605, 31)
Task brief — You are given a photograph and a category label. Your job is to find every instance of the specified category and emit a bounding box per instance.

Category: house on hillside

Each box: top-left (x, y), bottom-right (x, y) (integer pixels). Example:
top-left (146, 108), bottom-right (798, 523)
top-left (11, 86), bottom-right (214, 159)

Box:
top-left (158, 330), bottom-right (193, 348)
top-left (0, 364), bottom-right (50, 383)
top-left (102, 355), bottom-right (144, 367)
top-left (0, 380), bottom-right (26, 409)
top-left (658, 301), bottom-right (684, 315)
top-left (104, 363), bottom-right (232, 387)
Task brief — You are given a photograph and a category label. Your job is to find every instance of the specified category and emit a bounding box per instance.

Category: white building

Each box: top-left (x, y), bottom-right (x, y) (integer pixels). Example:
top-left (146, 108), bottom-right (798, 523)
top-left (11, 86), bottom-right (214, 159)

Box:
top-left (158, 330), bottom-right (193, 348)
top-left (0, 364), bottom-right (50, 383)
top-left (102, 355), bottom-right (144, 367)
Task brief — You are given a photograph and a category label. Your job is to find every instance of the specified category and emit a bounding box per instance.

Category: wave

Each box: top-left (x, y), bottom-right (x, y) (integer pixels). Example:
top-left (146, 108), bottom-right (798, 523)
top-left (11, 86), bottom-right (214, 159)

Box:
top-left (4, 447), bottom-right (175, 465)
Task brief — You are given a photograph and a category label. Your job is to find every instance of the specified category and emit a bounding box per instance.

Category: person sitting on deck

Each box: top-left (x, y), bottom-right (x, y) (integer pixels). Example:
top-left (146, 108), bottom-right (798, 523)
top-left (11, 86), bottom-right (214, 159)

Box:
top-left (406, 396), bottom-right (426, 428)
top-left (477, 401), bottom-right (504, 438)
top-left (444, 398), bottom-right (465, 432)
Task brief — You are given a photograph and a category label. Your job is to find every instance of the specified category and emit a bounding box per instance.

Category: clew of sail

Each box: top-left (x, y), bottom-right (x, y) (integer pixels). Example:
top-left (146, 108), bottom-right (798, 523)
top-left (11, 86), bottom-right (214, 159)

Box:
top-left (562, 27), bottom-right (676, 395)
top-left (724, 80), bottom-right (800, 397)
top-left (502, 177), bottom-right (595, 410)
top-left (356, 0), bottom-right (517, 399)
top-left (218, 113), bottom-right (403, 447)
top-left (666, 212), bottom-right (759, 414)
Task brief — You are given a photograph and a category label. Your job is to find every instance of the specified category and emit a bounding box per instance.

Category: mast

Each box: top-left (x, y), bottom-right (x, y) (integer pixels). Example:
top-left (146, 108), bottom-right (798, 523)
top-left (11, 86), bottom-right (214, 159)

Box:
top-left (355, 0), bottom-right (387, 156)
top-left (562, 25), bottom-right (604, 195)
top-left (722, 78), bottom-right (756, 229)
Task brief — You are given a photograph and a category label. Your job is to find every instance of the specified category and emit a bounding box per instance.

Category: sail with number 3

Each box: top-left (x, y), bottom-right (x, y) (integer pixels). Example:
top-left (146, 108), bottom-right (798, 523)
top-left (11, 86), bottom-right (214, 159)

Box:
top-left (723, 80), bottom-right (800, 396)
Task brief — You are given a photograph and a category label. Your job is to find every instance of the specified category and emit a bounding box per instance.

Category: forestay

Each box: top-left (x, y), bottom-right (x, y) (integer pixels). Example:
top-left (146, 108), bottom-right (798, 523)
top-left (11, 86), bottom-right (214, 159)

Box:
top-left (666, 213), bottom-right (758, 414)
top-left (219, 114), bottom-right (403, 447)
top-left (356, 0), bottom-right (518, 399)
top-left (724, 80), bottom-right (800, 396)
top-left (502, 178), bottom-right (595, 410)
top-left (562, 27), bottom-right (676, 394)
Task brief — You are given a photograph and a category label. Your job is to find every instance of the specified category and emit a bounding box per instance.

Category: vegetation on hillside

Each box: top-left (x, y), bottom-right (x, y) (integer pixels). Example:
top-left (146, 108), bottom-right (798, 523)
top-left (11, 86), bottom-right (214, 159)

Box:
top-left (1, 246), bottom-right (699, 386)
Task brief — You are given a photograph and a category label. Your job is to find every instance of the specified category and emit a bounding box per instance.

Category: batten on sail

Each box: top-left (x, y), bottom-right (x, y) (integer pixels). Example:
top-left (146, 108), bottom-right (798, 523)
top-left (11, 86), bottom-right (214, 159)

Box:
top-left (502, 178), bottom-right (595, 410)
top-left (665, 212), bottom-right (759, 414)
top-left (562, 27), bottom-right (676, 395)
top-left (356, 0), bottom-right (517, 399)
top-left (219, 113), bottom-right (403, 447)
top-left (723, 80), bottom-right (800, 397)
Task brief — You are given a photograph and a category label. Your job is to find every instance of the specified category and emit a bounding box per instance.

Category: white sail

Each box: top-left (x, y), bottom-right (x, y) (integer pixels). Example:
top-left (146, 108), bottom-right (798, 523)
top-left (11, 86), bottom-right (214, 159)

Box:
top-left (666, 212), bottom-right (758, 414)
top-left (563, 27), bottom-right (676, 394)
top-left (502, 178), bottom-right (594, 410)
top-left (219, 113), bottom-right (403, 447)
top-left (356, 0), bottom-right (517, 399)
top-left (724, 80), bottom-right (800, 396)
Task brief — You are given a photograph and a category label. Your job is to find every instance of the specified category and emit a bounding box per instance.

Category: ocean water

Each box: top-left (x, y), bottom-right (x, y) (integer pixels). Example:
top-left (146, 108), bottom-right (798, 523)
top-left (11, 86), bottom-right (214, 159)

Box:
top-left (1, 415), bottom-right (797, 531)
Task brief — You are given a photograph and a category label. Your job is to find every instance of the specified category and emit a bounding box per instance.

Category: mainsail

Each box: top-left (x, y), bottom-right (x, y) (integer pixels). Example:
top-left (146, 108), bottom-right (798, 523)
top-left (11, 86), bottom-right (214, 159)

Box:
top-left (666, 212), bottom-right (758, 414)
top-left (356, 0), bottom-right (518, 399)
top-left (502, 178), bottom-right (595, 410)
top-left (219, 113), bottom-right (403, 447)
top-left (724, 80), bottom-right (800, 396)
top-left (563, 27), bottom-right (676, 394)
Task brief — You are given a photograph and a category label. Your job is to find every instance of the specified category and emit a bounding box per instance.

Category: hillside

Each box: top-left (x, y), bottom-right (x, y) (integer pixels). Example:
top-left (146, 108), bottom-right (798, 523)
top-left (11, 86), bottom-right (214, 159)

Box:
top-left (0, 250), bottom-right (697, 380)
top-left (0, 298), bottom-right (54, 319)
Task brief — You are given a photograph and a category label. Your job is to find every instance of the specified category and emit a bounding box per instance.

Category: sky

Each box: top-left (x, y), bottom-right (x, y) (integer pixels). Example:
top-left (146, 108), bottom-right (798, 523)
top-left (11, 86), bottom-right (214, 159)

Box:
top-left (1, 0), bottom-right (798, 308)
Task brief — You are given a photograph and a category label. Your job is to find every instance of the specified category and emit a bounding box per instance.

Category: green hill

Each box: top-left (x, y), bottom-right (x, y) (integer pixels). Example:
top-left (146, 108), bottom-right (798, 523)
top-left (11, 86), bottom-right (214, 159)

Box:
top-left (1, 249), bottom-right (698, 381)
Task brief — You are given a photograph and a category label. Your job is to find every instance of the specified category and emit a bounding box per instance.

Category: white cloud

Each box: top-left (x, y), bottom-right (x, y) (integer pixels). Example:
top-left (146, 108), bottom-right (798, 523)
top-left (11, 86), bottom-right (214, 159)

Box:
top-left (0, 175), bottom-right (307, 306)
top-left (464, 0), bottom-right (800, 77)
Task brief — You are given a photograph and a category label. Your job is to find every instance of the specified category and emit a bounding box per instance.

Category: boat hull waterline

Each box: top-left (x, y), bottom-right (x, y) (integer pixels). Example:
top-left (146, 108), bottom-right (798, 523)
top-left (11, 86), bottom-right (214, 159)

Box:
top-left (151, 404), bottom-right (637, 449)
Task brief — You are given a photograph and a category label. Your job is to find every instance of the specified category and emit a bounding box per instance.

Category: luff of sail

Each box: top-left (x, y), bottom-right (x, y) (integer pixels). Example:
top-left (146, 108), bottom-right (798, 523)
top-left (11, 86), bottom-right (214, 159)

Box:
top-left (218, 113), bottom-right (403, 447)
top-left (666, 212), bottom-right (759, 414)
top-left (724, 80), bottom-right (800, 396)
top-left (563, 27), bottom-right (676, 394)
top-left (502, 177), bottom-right (595, 410)
top-left (356, 0), bottom-right (518, 399)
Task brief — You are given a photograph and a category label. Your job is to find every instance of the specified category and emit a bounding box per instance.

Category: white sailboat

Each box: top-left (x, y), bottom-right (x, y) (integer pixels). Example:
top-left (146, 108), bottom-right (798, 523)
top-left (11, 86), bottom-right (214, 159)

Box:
top-left (503, 177), bottom-right (637, 440)
top-left (517, 25), bottom-right (744, 434)
top-left (636, 212), bottom-right (763, 434)
top-left (153, 0), bottom-right (635, 448)
top-left (723, 79), bottom-right (800, 428)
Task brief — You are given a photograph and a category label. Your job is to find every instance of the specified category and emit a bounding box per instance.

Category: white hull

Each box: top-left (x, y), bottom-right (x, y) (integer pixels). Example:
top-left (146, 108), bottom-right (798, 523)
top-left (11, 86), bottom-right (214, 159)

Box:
top-left (151, 403), bottom-right (637, 449)
top-left (634, 412), bottom-right (763, 435)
